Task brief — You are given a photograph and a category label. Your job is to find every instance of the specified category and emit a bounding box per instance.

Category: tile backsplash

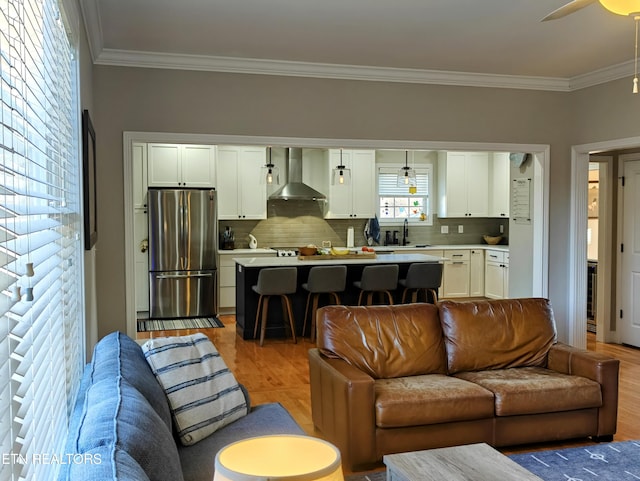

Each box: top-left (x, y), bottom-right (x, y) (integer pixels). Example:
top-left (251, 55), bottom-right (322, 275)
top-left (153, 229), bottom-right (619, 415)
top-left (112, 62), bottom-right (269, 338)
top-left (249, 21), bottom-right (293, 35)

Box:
top-left (219, 200), bottom-right (509, 249)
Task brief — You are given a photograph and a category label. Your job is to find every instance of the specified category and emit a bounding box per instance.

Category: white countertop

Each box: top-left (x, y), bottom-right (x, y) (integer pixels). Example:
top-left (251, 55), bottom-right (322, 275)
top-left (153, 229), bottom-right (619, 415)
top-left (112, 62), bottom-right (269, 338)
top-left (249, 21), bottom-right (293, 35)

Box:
top-left (219, 245), bottom-right (508, 255)
top-left (234, 253), bottom-right (444, 267)
top-left (373, 244), bottom-right (509, 252)
top-left (218, 248), bottom-right (276, 255)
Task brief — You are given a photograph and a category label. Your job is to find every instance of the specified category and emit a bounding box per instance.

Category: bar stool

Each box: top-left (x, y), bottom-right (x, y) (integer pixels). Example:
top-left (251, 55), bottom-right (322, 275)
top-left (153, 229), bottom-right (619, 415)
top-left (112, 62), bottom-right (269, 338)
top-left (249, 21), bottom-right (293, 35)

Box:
top-left (252, 267), bottom-right (297, 347)
top-left (399, 262), bottom-right (443, 304)
top-left (302, 265), bottom-right (347, 342)
top-left (353, 264), bottom-right (399, 305)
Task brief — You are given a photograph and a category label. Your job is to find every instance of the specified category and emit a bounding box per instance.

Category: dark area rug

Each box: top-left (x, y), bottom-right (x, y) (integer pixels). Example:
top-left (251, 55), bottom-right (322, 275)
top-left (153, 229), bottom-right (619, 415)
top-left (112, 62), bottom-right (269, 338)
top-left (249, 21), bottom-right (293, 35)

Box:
top-left (137, 316), bottom-right (224, 332)
top-left (509, 440), bottom-right (640, 481)
top-left (346, 440), bottom-right (640, 480)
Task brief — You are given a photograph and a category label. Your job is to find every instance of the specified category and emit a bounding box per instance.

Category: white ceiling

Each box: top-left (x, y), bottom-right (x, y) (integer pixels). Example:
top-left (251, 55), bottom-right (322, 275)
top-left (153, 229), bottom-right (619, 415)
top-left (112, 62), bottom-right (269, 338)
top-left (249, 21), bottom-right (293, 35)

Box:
top-left (81, 0), bottom-right (639, 91)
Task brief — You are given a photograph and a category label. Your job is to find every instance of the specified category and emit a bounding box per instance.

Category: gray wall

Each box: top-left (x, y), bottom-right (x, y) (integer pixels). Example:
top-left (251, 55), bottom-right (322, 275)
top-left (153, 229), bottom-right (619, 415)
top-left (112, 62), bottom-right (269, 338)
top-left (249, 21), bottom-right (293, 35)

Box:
top-left (77, 16), bottom-right (98, 356)
top-left (93, 66), bottom-right (576, 338)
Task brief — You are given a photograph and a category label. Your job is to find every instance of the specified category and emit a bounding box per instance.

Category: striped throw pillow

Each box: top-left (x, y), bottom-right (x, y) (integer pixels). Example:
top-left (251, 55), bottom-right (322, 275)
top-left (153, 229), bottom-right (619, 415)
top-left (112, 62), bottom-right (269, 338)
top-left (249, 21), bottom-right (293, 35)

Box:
top-left (142, 333), bottom-right (248, 446)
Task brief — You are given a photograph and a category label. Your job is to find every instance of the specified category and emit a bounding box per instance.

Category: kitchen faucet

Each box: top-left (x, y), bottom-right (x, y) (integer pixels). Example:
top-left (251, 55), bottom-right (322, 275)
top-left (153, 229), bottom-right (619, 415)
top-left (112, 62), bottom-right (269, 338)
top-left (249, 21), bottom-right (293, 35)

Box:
top-left (402, 218), bottom-right (409, 246)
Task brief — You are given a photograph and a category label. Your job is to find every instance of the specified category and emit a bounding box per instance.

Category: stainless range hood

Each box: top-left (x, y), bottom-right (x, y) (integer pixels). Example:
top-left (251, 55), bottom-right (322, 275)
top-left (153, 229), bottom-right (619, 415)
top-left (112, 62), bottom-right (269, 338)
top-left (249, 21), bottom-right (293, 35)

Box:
top-left (269, 148), bottom-right (326, 201)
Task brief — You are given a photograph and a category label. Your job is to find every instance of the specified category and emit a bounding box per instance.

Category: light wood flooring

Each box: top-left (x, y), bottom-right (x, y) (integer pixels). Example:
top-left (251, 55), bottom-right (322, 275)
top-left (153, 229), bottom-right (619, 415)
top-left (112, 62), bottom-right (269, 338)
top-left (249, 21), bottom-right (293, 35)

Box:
top-left (137, 315), bottom-right (640, 468)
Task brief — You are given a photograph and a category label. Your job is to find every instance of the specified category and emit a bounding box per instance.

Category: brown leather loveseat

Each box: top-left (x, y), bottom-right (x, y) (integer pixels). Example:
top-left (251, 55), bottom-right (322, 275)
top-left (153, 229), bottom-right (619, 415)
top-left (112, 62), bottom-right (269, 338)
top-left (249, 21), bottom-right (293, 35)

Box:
top-left (308, 298), bottom-right (619, 471)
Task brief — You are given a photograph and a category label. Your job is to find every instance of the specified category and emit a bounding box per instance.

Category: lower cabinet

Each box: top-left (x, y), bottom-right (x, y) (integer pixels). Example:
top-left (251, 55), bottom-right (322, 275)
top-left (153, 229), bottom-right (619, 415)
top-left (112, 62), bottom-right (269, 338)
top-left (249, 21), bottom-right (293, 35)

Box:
top-left (218, 251), bottom-right (276, 312)
top-left (441, 248), bottom-right (507, 299)
top-left (134, 209), bottom-right (149, 312)
top-left (442, 250), bottom-right (470, 298)
top-left (485, 250), bottom-right (509, 299)
top-left (469, 249), bottom-right (485, 297)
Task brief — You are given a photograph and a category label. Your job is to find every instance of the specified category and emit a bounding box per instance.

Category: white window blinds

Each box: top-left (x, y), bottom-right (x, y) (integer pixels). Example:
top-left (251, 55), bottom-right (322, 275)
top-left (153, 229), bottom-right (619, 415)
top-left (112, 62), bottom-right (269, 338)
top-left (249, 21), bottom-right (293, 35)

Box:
top-left (378, 166), bottom-right (432, 224)
top-left (0, 1), bottom-right (84, 480)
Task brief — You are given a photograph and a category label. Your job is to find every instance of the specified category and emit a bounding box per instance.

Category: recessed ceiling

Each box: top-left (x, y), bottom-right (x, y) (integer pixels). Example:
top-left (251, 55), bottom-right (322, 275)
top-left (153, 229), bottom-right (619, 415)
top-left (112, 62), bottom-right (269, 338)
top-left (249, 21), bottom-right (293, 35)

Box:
top-left (82, 0), bottom-right (639, 90)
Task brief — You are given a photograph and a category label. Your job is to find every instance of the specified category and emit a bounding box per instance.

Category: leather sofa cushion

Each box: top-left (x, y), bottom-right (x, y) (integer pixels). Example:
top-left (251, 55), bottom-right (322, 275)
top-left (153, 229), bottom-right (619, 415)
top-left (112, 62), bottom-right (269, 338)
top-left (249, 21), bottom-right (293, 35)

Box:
top-left (374, 374), bottom-right (495, 427)
top-left (317, 303), bottom-right (447, 379)
top-left (439, 298), bottom-right (557, 374)
top-left (455, 367), bottom-right (602, 416)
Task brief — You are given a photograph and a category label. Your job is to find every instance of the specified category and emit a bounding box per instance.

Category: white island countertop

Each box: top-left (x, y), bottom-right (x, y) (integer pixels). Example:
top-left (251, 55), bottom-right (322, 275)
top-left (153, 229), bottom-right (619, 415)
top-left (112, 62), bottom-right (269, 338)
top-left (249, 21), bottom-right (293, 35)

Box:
top-left (234, 253), bottom-right (444, 268)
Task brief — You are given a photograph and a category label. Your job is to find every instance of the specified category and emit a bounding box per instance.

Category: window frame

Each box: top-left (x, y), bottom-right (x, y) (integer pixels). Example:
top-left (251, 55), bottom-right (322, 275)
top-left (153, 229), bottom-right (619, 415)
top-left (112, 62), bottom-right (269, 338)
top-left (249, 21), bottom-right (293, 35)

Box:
top-left (0, 1), bottom-right (85, 480)
top-left (376, 162), bottom-right (434, 226)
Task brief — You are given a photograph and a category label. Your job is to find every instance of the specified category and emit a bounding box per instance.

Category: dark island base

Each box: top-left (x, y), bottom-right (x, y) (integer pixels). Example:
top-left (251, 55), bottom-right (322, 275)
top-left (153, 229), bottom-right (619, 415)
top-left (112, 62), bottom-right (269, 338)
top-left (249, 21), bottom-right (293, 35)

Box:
top-left (235, 262), bottom-right (432, 341)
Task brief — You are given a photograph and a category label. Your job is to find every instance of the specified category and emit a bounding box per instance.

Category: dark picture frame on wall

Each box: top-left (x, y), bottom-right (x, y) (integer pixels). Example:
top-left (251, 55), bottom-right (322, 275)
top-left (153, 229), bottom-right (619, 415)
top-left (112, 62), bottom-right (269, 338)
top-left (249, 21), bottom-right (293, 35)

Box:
top-left (82, 109), bottom-right (97, 250)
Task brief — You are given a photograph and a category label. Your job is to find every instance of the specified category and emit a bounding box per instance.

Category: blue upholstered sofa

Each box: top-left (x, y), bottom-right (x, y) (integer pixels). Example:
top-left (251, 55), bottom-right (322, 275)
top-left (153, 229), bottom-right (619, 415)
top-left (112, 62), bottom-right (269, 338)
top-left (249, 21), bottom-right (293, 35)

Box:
top-left (58, 332), bottom-right (304, 481)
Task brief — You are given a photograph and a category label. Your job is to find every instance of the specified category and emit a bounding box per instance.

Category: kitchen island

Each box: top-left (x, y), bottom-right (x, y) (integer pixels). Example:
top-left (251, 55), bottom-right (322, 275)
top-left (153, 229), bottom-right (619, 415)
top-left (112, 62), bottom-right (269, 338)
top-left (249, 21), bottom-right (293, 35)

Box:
top-left (234, 253), bottom-right (443, 340)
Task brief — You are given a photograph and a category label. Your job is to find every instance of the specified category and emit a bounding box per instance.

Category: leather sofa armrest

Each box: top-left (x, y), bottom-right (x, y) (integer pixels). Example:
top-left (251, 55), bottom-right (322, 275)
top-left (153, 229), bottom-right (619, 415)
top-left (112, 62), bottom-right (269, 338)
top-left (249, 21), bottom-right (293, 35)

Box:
top-left (308, 348), bottom-right (376, 470)
top-left (547, 343), bottom-right (619, 437)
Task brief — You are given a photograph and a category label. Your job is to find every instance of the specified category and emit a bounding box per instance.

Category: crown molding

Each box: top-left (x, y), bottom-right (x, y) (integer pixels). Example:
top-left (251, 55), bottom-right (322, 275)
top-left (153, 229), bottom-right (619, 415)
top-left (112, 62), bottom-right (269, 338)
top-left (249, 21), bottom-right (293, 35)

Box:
top-left (84, 14), bottom-right (631, 93)
top-left (95, 48), bottom-right (572, 92)
top-left (569, 59), bottom-right (635, 90)
top-left (79, 0), bottom-right (103, 63)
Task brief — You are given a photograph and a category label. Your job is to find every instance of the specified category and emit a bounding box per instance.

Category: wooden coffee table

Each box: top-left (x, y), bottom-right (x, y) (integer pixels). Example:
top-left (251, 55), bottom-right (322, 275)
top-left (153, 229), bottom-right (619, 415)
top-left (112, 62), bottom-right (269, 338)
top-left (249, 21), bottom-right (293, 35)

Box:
top-left (383, 443), bottom-right (543, 481)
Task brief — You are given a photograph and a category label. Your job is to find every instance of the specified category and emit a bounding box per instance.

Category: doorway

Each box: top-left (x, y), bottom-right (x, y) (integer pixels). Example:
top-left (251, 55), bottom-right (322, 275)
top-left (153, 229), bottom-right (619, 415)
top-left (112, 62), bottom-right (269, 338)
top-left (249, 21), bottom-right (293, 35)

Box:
top-left (572, 139), bottom-right (640, 349)
top-left (122, 133), bottom-right (550, 338)
top-left (619, 156), bottom-right (640, 347)
top-left (586, 162), bottom-right (599, 335)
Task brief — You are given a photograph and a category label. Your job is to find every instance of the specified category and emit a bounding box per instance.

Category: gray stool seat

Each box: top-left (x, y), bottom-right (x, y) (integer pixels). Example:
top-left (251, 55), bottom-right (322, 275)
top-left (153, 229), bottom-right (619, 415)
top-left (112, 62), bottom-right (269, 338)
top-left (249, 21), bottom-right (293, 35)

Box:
top-left (398, 262), bottom-right (443, 304)
top-left (252, 267), bottom-right (297, 346)
top-left (302, 265), bottom-right (347, 342)
top-left (353, 264), bottom-right (399, 305)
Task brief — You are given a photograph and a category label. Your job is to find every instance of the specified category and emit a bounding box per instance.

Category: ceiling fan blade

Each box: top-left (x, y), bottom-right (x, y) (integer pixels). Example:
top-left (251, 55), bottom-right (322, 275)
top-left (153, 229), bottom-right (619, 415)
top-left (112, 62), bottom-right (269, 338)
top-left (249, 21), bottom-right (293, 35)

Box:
top-left (541, 0), bottom-right (598, 21)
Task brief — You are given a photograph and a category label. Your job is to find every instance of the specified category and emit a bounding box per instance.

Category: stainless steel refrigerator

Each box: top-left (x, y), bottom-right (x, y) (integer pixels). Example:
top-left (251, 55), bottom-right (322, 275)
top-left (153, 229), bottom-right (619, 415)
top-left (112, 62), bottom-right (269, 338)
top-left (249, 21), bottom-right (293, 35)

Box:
top-left (148, 188), bottom-right (218, 318)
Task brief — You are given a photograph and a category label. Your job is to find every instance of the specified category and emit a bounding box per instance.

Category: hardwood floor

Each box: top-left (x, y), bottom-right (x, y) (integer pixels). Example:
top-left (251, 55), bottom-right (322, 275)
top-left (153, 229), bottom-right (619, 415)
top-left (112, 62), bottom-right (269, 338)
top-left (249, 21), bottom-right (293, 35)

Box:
top-left (137, 316), bottom-right (640, 466)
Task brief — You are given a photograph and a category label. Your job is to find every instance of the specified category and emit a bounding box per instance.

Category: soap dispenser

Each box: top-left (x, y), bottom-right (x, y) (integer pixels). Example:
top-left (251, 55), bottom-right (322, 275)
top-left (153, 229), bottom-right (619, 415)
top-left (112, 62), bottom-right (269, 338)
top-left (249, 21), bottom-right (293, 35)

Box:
top-left (248, 234), bottom-right (257, 249)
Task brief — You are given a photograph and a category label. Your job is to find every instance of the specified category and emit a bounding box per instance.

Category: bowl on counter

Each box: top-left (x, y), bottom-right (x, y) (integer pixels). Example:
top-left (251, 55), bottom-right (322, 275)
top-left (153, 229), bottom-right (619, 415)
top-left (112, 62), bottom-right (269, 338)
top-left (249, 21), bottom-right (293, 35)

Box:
top-left (483, 235), bottom-right (503, 245)
top-left (299, 246), bottom-right (318, 256)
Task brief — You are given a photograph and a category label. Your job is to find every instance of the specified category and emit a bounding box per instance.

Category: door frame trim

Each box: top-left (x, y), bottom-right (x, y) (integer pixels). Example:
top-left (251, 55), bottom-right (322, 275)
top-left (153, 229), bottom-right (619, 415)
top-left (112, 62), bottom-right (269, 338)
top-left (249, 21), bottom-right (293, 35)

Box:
top-left (123, 132), bottom-right (550, 338)
top-left (570, 136), bottom-right (640, 348)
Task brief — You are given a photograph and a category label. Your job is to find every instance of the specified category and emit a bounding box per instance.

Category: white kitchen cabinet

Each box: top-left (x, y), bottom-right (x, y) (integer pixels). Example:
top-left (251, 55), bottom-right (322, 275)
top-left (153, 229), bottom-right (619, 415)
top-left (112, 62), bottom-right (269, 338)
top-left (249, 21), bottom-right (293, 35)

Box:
top-left (469, 249), bottom-right (485, 297)
top-left (325, 149), bottom-right (376, 219)
top-left (490, 152), bottom-right (510, 218)
top-left (216, 146), bottom-right (267, 220)
top-left (134, 209), bottom-right (149, 311)
top-left (133, 142), bottom-right (150, 311)
top-left (437, 152), bottom-right (489, 218)
top-left (132, 142), bottom-right (148, 209)
top-left (147, 143), bottom-right (216, 188)
top-left (218, 251), bottom-right (276, 312)
top-left (442, 249), bottom-right (470, 298)
top-left (485, 249), bottom-right (509, 299)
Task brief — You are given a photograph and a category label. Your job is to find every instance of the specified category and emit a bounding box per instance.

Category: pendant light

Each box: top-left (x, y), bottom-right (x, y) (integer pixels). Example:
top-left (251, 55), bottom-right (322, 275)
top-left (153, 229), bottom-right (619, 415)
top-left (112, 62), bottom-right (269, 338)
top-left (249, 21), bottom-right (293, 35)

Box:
top-left (331, 148), bottom-right (351, 185)
top-left (635, 14), bottom-right (640, 93)
top-left (261, 146), bottom-right (280, 185)
top-left (397, 151), bottom-right (417, 189)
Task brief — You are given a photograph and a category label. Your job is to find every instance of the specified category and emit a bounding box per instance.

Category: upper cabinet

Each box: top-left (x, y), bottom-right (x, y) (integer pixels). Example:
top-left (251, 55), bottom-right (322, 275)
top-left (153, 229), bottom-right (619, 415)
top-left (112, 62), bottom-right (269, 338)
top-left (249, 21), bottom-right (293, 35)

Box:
top-left (147, 143), bottom-right (216, 188)
top-left (216, 146), bottom-right (267, 220)
top-left (325, 149), bottom-right (376, 219)
top-left (489, 153), bottom-right (510, 218)
top-left (437, 151), bottom-right (489, 218)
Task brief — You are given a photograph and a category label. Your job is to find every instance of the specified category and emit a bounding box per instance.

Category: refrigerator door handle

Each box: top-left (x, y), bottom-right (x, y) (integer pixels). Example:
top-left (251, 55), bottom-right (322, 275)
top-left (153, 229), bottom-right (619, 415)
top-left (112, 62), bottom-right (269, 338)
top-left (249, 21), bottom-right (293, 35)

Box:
top-left (180, 191), bottom-right (186, 270)
top-left (155, 272), bottom-right (215, 280)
